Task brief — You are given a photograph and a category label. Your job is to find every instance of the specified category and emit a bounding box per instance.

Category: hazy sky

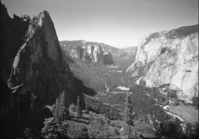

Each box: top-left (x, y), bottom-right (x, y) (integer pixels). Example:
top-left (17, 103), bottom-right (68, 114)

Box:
top-left (2, 0), bottom-right (198, 48)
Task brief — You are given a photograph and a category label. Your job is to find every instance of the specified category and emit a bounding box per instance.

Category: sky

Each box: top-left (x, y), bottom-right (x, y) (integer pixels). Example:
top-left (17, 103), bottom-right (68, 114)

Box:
top-left (2, 0), bottom-right (198, 48)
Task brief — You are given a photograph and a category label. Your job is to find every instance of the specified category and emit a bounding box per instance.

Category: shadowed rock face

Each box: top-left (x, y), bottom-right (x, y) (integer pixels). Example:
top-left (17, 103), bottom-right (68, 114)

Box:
top-left (7, 10), bottom-right (79, 112)
top-left (103, 51), bottom-right (114, 64)
top-left (0, 3), bottom-right (29, 82)
top-left (0, 3), bottom-right (97, 121)
top-left (127, 25), bottom-right (198, 100)
top-left (0, 3), bottom-right (94, 120)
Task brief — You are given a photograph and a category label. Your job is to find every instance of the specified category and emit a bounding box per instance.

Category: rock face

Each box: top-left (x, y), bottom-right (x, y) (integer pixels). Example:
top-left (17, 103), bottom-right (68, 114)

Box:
top-left (60, 40), bottom-right (114, 65)
top-left (0, 3), bottom-right (29, 82)
top-left (60, 40), bottom-right (137, 68)
top-left (0, 3), bottom-right (95, 119)
top-left (7, 10), bottom-right (78, 112)
top-left (127, 25), bottom-right (198, 100)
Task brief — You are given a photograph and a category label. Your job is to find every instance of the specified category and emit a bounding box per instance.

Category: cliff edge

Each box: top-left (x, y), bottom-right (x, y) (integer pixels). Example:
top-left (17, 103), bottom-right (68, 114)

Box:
top-left (127, 25), bottom-right (198, 100)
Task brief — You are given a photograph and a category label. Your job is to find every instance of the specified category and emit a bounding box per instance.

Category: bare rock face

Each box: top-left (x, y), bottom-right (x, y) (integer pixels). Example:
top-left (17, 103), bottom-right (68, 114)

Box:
top-left (0, 3), bottom-right (29, 82)
top-left (60, 40), bottom-right (114, 65)
top-left (5, 10), bottom-right (81, 115)
top-left (92, 44), bottom-right (104, 64)
top-left (127, 25), bottom-right (198, 100)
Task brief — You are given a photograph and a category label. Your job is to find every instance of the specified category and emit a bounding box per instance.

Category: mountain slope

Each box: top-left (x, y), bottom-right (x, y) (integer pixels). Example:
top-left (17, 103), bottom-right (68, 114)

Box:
top-left (7, 10), bottom-right (78, 108)
top-left (127, 25), bottom-right (198, 100)
top-left (60, 40), bottom-right (137, 69)
top-left (60, 40), bottom-right (114, 65)
top-left (59, 40), bottom-right (137, 93)
top-left (0, 3), bottom-right (95, 120)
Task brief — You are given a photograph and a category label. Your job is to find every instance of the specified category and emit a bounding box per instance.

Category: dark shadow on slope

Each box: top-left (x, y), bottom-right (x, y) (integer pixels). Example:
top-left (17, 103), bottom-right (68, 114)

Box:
top-left (74, 77), bottom-right (97, 96)
top-left (70, 117), bottom-right (89, 125)
top-left (1, 2), bottom-right (30, 81)
top-left (61, 48), bottom-right (75, 64)
top-left (0, 79), bottom-right (53, 138)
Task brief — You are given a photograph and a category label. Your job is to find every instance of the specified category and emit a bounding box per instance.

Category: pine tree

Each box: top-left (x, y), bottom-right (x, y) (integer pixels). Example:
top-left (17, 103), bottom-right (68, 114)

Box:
top-left (54, 98), bottom-right (61, 123)
top-left (42, 92), bottom-right (69, 138)
top-left (59, 92), bottom-right (69, 121)
top-left (53, 92), bottom-right (69, 123)
top-left (76, 95), bottom-right (82, 118)
top-left (123, 92), bottom-right (133, 123)
top-left (85, 103), bottom-right (89, 114)
top-left (89, 113), bottom-right (94, 125)
top-left (42, 117), bottom-right (59, 139)
top-left (123, 92), bottom-right (134, 139)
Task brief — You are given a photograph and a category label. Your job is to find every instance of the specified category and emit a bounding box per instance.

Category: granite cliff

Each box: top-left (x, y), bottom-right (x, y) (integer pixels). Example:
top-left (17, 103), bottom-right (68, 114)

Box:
top-left (60, 40), bottom-right (137, 68)
top-left (7, 10), bottom-right (78, 109)
top-left (0, 3), bottom-right (29, 82)
top-left (127, 25), bottom-right (198, 100)
top-left (60, 40), bottom-right (114, 65)
top-left (0, 3), bottom-right (94, 121)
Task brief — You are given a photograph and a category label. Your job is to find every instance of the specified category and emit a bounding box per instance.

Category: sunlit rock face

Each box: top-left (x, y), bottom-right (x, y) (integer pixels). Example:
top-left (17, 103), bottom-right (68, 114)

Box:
top-left (127, 25), bottom-right (198, 100)
top-left (92, 45), bottom-right (104, 64)
top-left (60, 40), bottom-right (114, 65)
top-left (7, 10), bottom-right (79, 112)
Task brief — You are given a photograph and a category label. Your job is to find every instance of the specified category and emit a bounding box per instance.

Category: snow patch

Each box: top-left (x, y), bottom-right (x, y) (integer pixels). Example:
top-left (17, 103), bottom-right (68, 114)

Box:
top-left (116, 86), bottom-right (130, 91)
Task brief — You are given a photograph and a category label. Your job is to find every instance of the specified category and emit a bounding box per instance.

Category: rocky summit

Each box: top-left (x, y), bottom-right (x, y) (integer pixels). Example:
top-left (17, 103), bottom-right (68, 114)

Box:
top-left (7, 10), bottom-right (77, 108)
top-left (127, 25), bottom-right (198, 100)
top-left (0, 3), bottom-right (92, 120)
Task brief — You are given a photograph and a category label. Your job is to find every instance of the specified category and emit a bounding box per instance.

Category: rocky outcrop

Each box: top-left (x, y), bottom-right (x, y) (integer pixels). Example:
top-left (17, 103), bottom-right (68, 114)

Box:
top-left (6, 10), bottom-right (79, 113)
top-left (92, 45), bottom-right (104, 64)
top-left (60, 40), bottom-right (114, 65)
top-left (0, 3), bottom-right (96, 121)
top-left (127, 25), bottom-right (198, 100)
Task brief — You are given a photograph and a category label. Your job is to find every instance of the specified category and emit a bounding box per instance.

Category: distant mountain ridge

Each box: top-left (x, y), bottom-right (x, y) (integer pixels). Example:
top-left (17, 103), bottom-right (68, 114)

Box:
top-left (60, 40), bottom-right (114, 65)
top-left (60, 40), bottom-right (137, 68)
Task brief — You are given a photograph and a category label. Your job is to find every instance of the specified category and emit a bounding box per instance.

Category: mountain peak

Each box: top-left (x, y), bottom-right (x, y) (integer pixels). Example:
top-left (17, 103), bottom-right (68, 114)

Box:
top-left (7, 7), bottom-right (77, 111)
